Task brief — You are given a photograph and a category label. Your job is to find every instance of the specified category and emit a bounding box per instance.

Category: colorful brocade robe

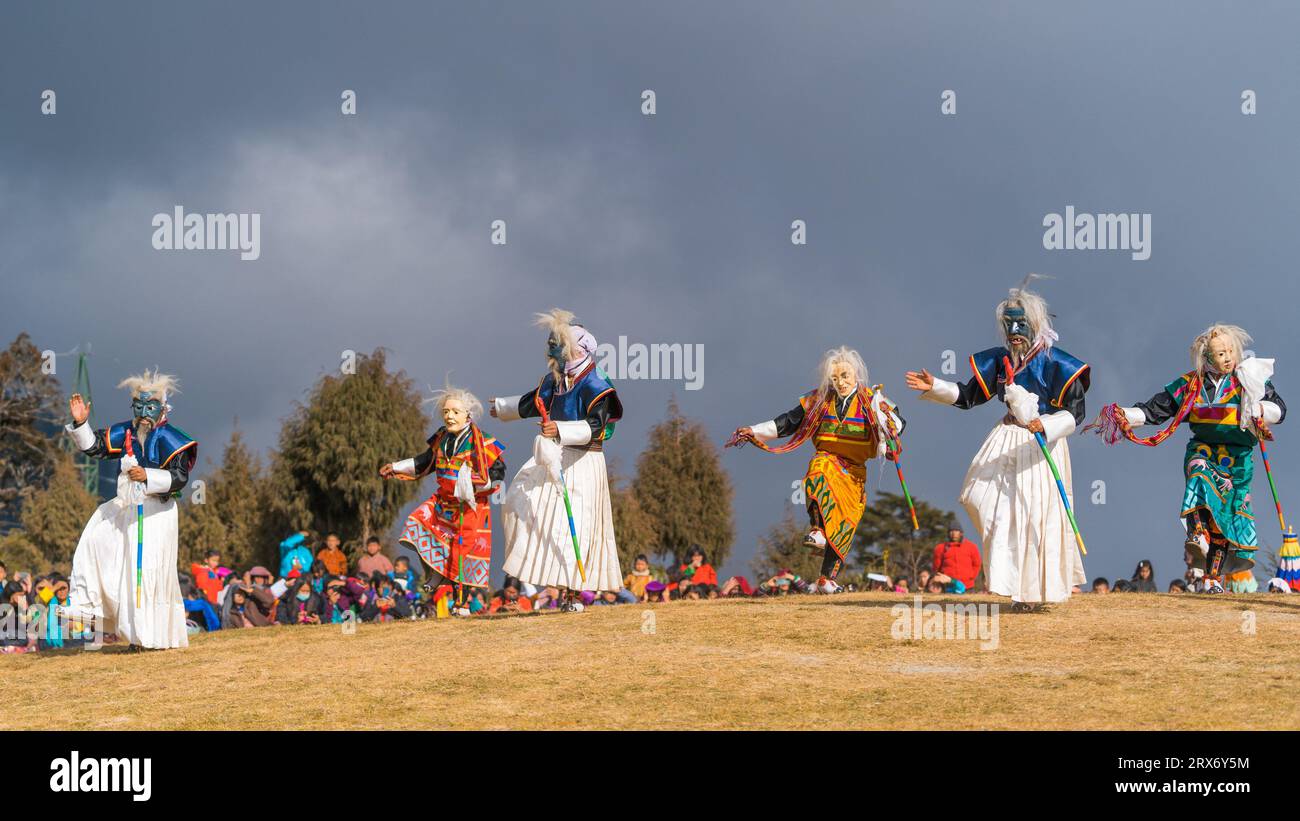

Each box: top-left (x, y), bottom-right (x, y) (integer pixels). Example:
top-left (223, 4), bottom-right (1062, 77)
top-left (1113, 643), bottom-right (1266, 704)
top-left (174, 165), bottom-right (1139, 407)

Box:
top-left (398, 425), bottom-right (505, 588)
top-left (767, 386), bottom-right (902, 561)
top-left (1135, 370), bottom-right (1287, 552)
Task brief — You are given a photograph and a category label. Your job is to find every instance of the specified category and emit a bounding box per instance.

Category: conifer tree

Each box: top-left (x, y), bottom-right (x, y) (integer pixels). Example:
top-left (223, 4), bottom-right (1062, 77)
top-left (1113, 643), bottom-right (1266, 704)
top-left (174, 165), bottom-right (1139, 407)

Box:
top-left (750, 508), bottom-right (824, 581)
top-left (632, 399), bottom-right (735, 568)
top-left (265, 349), bottom-right (427, 563)
top-left (11, 453), bottom-right (98, 572)
top-left (180, 428), bottom-right (272, 569)
top-left (852, 491), bottom-right (956, 582)
top-left (0, 333), bottom-right (64, 528)
top-left (608, 458), bottom-right (658, 572)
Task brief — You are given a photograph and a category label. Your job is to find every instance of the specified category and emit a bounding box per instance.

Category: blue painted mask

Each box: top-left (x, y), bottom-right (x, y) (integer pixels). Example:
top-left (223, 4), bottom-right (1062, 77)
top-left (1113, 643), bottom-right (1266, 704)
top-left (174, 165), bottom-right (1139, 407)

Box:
top-left (1002, 306), bottom-right (1032, 341)
top-left (131, 391), bottom-right (164, 423)
top-left (547, 333), bottom-right (566, 362)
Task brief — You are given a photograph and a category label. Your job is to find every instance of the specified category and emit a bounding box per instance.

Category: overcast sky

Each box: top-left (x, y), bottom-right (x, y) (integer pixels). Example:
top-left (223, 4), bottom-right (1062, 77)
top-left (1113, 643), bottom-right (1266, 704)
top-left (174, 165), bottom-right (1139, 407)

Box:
top-left (4, 1), bottom-right (1299, 585)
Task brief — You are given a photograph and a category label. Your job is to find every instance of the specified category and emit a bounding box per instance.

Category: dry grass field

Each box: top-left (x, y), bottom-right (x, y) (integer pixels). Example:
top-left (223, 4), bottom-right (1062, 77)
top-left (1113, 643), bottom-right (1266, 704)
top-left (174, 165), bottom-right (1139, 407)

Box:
top-left (7, 591), bottom-right (1300, 730)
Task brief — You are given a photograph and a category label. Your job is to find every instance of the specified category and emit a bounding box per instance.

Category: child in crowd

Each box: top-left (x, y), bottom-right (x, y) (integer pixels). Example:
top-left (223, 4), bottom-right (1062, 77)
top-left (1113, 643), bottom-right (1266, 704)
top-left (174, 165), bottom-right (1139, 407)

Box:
top-left (390, 556), bottom-right (418, 594)
top-left (623, 554), bottom-right (654, 601)
top-left (362, 574), bottom-right (412, 622)
top-left (673, 546), bottom-right (718, 599)
top-left (0, 581), bottom-right (37, 654)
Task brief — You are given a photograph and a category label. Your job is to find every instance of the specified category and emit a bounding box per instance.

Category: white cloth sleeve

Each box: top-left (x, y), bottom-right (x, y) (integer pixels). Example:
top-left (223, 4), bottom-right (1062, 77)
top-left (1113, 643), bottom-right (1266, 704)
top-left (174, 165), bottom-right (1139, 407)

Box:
top-left (1262, 401), bottom-right (1283, 424)
top-left (921, 378), bottom-right (959, 405)
top-left (144, 468), bottom-right (173, 495)
top-left (556, 420), bottom-right (593, 446)
top-left (391, 457), bottom-right (416, 477)
top-left (749, 421), bottom-right (779, 441)
top-left (493, 395), bottom-right (523, 422)
top-left (1039, 410), bottom-right (1076, 444)
top-left (66, 421), bottom-right (95, 451)
top-left (1121, 407), bottom-right (1146, 427)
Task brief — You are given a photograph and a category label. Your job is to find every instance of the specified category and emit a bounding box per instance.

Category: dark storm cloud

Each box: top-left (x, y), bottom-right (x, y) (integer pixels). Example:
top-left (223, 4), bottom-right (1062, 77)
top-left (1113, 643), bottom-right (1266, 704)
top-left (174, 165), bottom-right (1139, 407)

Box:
top-left (3, 1), bottom-right (1298, 583)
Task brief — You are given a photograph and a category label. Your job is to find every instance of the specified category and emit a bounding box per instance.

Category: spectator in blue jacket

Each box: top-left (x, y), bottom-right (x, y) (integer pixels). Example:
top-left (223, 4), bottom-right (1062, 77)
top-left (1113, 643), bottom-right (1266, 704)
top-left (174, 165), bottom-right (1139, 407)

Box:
top-left (389, 555), bottom-right (418, 595)
top-left (279, 531), bottom-right (315, 579)
top-left (182, 579), bottom-right (222, 632)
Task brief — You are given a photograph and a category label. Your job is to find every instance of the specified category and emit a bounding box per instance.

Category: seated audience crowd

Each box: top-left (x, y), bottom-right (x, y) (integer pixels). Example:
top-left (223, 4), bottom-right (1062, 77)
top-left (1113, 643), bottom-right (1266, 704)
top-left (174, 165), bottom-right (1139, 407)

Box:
top-left (0, 537), bottom-right (1290, 654)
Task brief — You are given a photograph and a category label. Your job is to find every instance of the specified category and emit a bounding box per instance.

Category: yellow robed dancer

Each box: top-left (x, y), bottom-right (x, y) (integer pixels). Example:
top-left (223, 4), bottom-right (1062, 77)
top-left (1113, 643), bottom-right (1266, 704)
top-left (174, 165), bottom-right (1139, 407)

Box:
top-left (727, 347), bottom-right (905, 592)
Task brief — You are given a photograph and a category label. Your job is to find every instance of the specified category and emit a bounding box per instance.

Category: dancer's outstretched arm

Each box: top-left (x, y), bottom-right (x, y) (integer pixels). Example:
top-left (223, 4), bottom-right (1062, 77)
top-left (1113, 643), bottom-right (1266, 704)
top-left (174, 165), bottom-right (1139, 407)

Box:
top-left (488, 388), bottom-right (541, 422)
top-left (381, 442), bottom-right (435, 479)
top-left (905, 369), bottom-right (993, 410)
top-left (733, 401), bottom-right (804, 445)
top-left (1124, 388), bottom-right (1179, 428)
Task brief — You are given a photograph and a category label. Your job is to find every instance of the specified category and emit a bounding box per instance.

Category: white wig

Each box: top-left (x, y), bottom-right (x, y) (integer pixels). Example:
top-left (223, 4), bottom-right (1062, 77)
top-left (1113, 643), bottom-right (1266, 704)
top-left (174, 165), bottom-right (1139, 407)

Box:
top-left (534, 307), bottom-right (600, 378)
top-left (534, 308), bottom-right (578, 361)
top-left (425, 381), bottom-right (483, 422)
top-left (994, 274), bottom-right (1057, 349)
top-left (1191, 324), bottom-right (1252, 373)
top-left (117, 369), bottom-right (179, 403)
top-left (817, 346), bottom-right (869, 395)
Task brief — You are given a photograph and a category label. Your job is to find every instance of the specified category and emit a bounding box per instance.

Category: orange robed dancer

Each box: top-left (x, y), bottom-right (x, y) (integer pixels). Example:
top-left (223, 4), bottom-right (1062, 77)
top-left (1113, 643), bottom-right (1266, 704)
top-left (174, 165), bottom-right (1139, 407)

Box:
top-left (727, 347), bottom-right (905, 593)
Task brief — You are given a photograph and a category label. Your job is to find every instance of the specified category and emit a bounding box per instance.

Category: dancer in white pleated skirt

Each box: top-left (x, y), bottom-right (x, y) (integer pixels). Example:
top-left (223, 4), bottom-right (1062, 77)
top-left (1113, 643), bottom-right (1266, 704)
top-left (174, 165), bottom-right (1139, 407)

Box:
top-left (906, 278), bottom-right (1089, 607)
top-left (957, 419), bottom-right (1085, 603)
top-left (64, 370), bottom-right (195, 648)
top-left (491, 309), bottom-right (624, 600)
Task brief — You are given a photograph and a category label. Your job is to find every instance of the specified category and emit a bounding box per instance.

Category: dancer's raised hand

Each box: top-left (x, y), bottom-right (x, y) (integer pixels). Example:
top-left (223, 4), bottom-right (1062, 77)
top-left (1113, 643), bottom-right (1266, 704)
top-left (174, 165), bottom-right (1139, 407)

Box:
top-left (69, 393), bottom-right (90, 424)
top-left (904, 370), bottom-right (934, 392)
top-left (378, 463), bottom-right (395, 478)
top-left (488, 399), bottom-right (498, 418)
top-left (723, 426), bottom-right (754, 448)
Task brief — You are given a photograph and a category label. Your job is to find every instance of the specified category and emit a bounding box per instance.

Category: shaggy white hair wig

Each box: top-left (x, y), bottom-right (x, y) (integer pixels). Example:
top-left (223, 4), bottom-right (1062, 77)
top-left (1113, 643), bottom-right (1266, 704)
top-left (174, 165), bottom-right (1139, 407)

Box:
top-left (425, 381), bottom-right (483, 421)
top-left (818, 346), bottom-right (869, 395)
top-left (534, 308), bottom-right (578, 359)
top-left (1191, 324), bottom-right (1252, 374)
top-left (994, 274), bottom-right (1057, 349)
top-left (117, 369), bottom-right (179, 402)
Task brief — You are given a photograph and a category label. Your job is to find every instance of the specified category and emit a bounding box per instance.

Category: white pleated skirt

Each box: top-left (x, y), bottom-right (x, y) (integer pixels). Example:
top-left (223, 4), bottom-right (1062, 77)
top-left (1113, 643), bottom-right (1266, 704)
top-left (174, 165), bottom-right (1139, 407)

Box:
top-left (501, 446), bottom-right (623, 592)
top-left (959, 422), bottom-right (1087, 604)
top-left (69, 496), bottom-right (189, 648)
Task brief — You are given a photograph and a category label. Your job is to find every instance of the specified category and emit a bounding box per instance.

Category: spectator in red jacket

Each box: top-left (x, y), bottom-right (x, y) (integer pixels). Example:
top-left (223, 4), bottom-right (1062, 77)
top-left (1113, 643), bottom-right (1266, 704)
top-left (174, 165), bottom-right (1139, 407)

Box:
top-left (932, 523), bottom-right (982, 591)
top-left (190, 550), bottom-right (224, 605)
top-left (674, 545), bottom-right (718, 598)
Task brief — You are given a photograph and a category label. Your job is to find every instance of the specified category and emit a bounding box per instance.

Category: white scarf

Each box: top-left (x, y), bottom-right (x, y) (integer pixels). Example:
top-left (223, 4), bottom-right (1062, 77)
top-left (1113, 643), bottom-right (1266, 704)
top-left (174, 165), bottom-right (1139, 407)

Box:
top-left (1234, 356), bottom-right (1274, 431)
